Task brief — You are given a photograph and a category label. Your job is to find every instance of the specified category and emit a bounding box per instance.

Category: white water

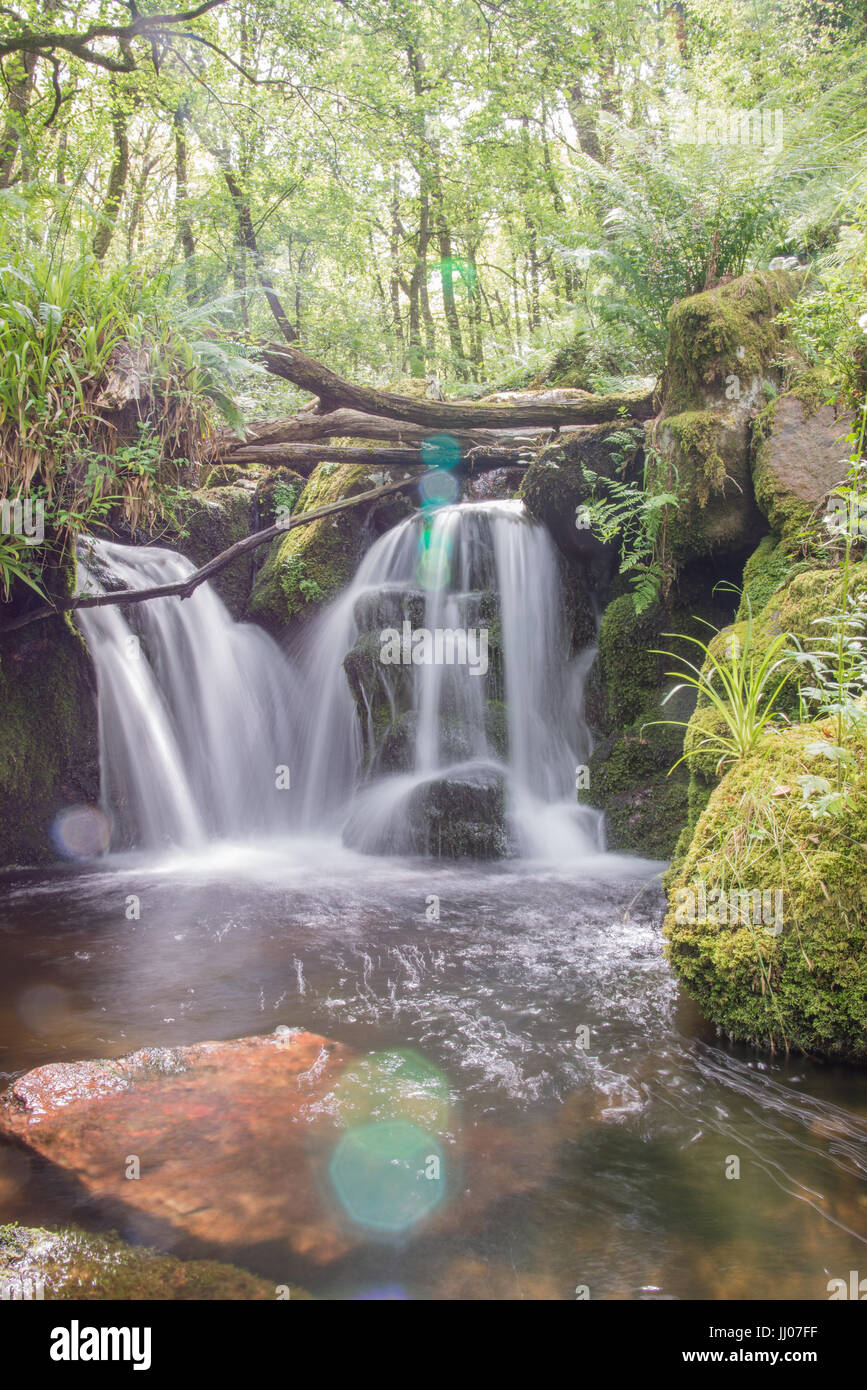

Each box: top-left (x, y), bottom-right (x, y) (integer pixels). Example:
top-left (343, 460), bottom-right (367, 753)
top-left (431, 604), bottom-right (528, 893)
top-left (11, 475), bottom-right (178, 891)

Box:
top-left (76, 538), bottom-right (301, 850)
top-left (76, 502), bottom-right (603, 860)
top-left (291, 500), bottom-right (604, 859)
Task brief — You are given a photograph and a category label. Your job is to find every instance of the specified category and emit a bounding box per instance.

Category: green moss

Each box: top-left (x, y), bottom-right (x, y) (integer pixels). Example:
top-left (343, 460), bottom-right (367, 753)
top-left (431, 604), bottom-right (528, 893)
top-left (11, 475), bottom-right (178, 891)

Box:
top-left (582, 718), bottom-right (688, 857)
top-left (787, 366), bottom-right (833, 419)
top-left (172, 484), bottom-right (255, 618)
top-left (736, 535), bottom-right (796, 619)
top-left (0, 1223), bottom-right (311, 1300)
top-left (664, 725), bottom-right (867, 1059)
top-left (595, 593), bottom-right (664, 731)
top-left (248, 461), bottom-right (411, 632)
top-left (662, 270), bottom-right (800, 415)
top-left (650, 408), bottom-right (765, 562)
top-left (0, 619), bottom-right (99, 866)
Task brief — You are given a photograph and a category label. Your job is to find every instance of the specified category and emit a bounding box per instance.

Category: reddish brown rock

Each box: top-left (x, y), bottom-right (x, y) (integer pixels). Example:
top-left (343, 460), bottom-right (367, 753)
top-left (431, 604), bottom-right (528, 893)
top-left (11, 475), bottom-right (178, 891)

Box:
top-left (753, 392), bottom-right (855, 537)
top-left (1, 1030), bottom-right (355, 1265)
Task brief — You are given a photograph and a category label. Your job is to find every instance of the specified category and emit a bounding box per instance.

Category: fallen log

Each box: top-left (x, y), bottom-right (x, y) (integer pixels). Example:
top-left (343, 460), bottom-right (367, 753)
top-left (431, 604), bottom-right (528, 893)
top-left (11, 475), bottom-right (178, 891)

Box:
top-left (219, 406), bottom-right (552, 454)
top-left (0, 475), bottom-right (421, 637)
top-left (258, 343), bottom-right (655, 429)
top-left (220, 443), bottom-right (534, 472)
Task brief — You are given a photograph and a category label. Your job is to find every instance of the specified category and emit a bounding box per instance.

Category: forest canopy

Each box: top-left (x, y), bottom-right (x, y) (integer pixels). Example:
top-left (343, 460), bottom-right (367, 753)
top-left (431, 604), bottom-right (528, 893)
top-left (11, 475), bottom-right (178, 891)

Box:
top-left (0, 0), bottom-right (863, 412)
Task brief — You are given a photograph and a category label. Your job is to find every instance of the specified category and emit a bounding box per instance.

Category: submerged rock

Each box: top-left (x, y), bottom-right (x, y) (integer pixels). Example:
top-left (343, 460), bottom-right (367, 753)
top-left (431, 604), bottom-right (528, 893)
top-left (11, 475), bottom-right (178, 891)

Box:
top-left (0, 1223), bottom-right (308, 1299)
top-left (1, 1030), bottom-right (356, 1266)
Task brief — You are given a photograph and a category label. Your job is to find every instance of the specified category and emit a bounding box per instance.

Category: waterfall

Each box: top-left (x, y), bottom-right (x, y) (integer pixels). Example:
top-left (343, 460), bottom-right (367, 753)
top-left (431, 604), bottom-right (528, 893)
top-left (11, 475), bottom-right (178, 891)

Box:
top-left (76, 538), bottom-right (300, 851)
top-left (76, 502), bottom-right (603, 861)
top-left (293, 499), bottom-right (604, 859)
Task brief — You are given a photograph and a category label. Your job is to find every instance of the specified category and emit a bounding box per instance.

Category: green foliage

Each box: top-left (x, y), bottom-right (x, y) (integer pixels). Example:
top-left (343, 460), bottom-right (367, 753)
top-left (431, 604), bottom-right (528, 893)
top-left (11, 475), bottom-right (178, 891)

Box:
top-left (0, 254), bottom-right (243, 572)
top-left (584, 423), bottom-right (678, 613)
top-left (777, 215), bottom-right (867, 406)
top-left (790, 409), bottom-right (867, 808)
top-left (649, 591), bottom-right (794, 772)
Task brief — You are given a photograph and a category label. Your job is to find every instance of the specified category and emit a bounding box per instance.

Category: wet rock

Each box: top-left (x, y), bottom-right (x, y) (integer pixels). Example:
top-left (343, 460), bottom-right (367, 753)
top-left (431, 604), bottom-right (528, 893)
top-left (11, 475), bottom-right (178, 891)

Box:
top-left (0, 1223), bottom-right (309, 1300)
top-left (0, 619), bottom-right (99, 868)
top-left (407, 765), bottom-right (512, 859)
top-left (172, 485), bottom-right (257, 618)
top-left (1, 1030), bottom-right (357, 1266)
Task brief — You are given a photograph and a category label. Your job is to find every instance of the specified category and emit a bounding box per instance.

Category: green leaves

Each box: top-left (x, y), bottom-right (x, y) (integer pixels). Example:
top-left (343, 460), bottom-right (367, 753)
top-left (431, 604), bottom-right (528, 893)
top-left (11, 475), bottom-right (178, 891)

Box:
top-left (648, 597), bottom-right (794, 773)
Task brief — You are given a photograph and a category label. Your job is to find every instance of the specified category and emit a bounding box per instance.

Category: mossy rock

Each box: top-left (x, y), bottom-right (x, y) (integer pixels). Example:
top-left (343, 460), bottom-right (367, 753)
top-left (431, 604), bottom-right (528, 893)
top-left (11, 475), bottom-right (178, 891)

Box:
top-left (664, 725), bottom-right (867, 1059)
top-left (736, 535), bottom-right (798, 619)
top-left (172, 484), bottom-right (256, 618)
top-left (751, 388), bottom-right (854, 540)
top-left (594, 593), bottom-right (665, 732)
top-left (649, 409), bottom-right (766, 564)
top-left (248, 461), bottom-right (413, 633)
top-left (582, 717), bottom-right (689, 857)
top-left (519, 422), bottom-right (631, 568)
top-left (201, 463), bottom-right (261, 489)
top-left (0, 1223), bottom-right (310, 1300)
top-left (661, 270), bottom-right (800, 416)
top-left (0, 619), bottom-right (99, 867)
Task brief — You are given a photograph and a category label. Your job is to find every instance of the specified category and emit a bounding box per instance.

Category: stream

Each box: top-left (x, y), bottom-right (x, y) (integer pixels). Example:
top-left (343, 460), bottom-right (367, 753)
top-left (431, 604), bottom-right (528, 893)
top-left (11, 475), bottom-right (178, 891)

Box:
top-left (1, 500), bottom-right (865, 1299)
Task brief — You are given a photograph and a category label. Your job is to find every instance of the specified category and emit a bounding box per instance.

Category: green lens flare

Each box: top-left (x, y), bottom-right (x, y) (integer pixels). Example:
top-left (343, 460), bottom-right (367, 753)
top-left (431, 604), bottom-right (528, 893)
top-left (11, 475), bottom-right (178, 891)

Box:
top-left (329, 1120), bottom-right (446, 1234)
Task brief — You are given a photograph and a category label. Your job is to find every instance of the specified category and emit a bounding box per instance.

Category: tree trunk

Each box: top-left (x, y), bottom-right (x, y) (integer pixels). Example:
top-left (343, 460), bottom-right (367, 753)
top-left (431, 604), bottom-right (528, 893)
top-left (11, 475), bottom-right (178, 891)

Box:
top-left (92, 78), bottom-right (130, 261)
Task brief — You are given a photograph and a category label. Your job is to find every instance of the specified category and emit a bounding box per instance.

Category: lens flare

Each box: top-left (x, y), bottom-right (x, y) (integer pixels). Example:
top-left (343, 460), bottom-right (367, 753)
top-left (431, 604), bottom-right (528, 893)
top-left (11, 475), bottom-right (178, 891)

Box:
top-left (419, 468), bottom-right (460, 509)
top-left (17, 984), bottom-right (74, 1035)
top-left (415, 521), bottom-right (452, 591)
top-left (334, 1049), bottom-right (451, 1132)
top-left (329, 1120), bottom-right (446, 1234)
top-left (420, 434), bottom-right (461, 470)
top-left (50, 805), bottom-right (111, 859)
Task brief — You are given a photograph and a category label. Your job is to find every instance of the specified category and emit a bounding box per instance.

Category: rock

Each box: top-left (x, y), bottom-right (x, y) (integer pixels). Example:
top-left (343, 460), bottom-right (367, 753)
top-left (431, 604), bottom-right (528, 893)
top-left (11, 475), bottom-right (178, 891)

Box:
top-left (650, 270), bottom-right (802, 564)
top-left (247, 461), bottom-right (413, 634)
top-left (1, 1030), bottom-right (357, 1265)
top-left (407, 766), bottom-right (512, 858)
top-left (172, 484), bottom-right (257, 618)
top-left (0, 1223), bottom-right (309, 1300)
top-left (650, 408), bottom-right (766, 563)
top-left (752, 389), bottom-right (854, 538)
top-left (664, 724), bottom-right (867, 1060)
top-left (0, 619), bottom-right (99, 867)
top-left (519, 421), bottom-right (628, 570)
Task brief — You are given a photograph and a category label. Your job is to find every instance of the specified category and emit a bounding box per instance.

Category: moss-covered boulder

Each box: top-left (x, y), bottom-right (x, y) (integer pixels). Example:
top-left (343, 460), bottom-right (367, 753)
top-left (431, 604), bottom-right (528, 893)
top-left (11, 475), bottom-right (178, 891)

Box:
top-left (752, 388), bottom-right (854, 540)
top-left (664, 725), bottom-right (867, 1059)
top-left (583, 719), bottom-right (689, 858)
top-left (173, 483), bottom-right (256, 618)
top-left (667, 560), bottom-right (867, 872)
top-left (0, 619), bottom-right (99, 867)
top-left (248, 461), bottom-right (413, 633)
top-left (0, 1224), bottom-right (310, 1300)
top-left (650, 271), bottom-right (803, 565)
top-left (649, 408), bottom-right (766, 563)
top-left (661, 269), bottom-right (800, 416)
top-left (519, 422), bottom-right (633, 569)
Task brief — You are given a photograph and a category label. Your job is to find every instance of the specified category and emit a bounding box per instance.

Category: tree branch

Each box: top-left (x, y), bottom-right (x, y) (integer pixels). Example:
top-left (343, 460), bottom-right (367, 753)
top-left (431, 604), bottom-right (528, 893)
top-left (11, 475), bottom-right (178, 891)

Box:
top-left (0, 476), bottom-right (419, 637)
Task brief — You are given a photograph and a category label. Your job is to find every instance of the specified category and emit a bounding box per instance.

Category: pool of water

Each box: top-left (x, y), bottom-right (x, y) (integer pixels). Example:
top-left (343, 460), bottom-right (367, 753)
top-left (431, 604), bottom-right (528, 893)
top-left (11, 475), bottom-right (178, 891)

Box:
top-left (1, 839), bottom-right (865, 1300)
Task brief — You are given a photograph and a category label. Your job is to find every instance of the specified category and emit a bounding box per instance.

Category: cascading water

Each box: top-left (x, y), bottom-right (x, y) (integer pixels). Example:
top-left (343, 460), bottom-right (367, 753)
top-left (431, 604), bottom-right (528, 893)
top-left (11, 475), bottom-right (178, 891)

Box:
top-left (292, 499), bottom-right (605, 860)
top-left (76, 502), bottom-right (603, 861)
top-left (76, 537), bottom-right (301, 850)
